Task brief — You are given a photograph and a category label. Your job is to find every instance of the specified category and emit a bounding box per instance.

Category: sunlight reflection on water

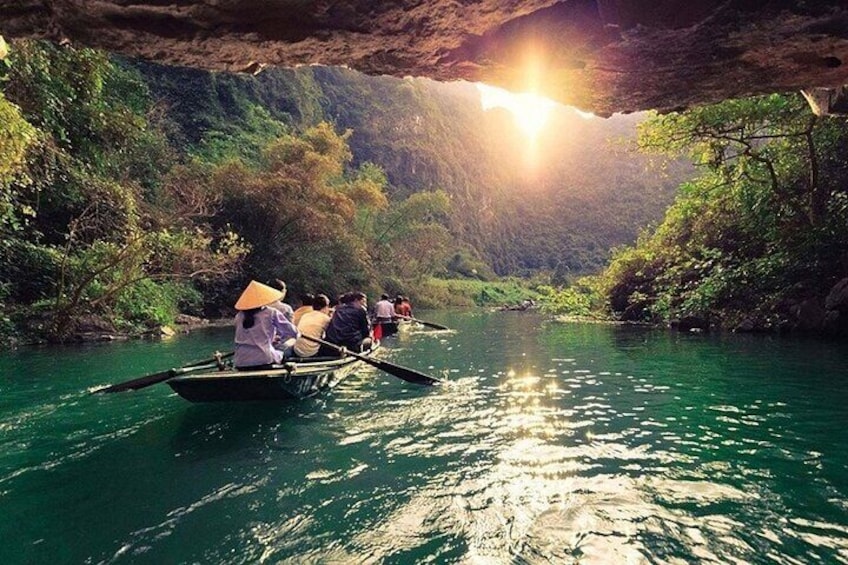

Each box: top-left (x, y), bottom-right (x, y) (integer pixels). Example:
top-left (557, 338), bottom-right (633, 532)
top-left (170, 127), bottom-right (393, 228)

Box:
top-left (321, 318), bottom-right (848, 563)
top-left (3, 316), bottom-right (848, 563)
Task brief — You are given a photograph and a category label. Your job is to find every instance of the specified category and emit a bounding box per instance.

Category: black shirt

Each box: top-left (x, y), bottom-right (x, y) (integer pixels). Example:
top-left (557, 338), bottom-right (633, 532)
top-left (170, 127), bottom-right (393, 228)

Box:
top-left (325, 303), bottom-right (370, 348)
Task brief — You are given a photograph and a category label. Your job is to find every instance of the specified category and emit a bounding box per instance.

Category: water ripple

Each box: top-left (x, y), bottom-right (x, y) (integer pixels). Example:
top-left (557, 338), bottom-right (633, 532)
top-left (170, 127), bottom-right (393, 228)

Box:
top-left (3, 317), bottom-right (848, 563)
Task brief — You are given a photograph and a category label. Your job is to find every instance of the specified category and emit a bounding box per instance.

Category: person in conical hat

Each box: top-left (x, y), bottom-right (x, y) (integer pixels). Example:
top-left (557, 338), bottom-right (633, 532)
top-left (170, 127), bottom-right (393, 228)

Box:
top-left (234, 280), bottom-right (284, 310)
top-left (233, 280), bottom-right (299, 368)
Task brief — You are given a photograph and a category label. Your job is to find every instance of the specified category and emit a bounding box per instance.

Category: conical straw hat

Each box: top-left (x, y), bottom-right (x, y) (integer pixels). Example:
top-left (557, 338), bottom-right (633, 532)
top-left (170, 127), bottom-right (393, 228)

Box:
top-left (234, 280), bottom-right (284, 310)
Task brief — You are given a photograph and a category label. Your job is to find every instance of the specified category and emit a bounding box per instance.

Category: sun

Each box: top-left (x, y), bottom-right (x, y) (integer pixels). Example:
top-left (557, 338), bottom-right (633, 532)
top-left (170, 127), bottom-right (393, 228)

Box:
top-left (477, 83), bottom-right (557, 139)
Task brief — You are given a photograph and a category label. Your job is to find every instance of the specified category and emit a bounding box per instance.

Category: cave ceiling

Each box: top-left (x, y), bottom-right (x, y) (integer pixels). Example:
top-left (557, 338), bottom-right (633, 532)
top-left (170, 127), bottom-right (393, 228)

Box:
top-left (2, 0), bottom-right (848, 116)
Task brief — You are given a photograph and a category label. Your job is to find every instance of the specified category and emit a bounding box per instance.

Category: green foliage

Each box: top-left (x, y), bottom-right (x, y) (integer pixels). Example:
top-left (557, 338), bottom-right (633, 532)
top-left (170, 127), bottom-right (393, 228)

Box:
top-left (0, 239), bottom-right (62, 302)
top-left (0, 94), bottom-right (36, 181)
top-left (0, 93), bottom-right (37, 237)
top-left (417, 277), bottom-right (540, 308)
top-left (445, 250), bottom-right (497, 280)
top-left (206, 123), bottom-right (375, 297)
top-left (5, 42), bottom-right (150, 170)
top-left (537, 282), bottom-right (599, 317)
top-left (368, 190), bottom-right (452, 281)
top-left (594, 93), bottom-right (848, 329)
top-left (192, 105), bottom-right (289, 165)
top-left (0, 41), bottom-right (246, 341)
top-left (114, 279), bottom-right (201, 326)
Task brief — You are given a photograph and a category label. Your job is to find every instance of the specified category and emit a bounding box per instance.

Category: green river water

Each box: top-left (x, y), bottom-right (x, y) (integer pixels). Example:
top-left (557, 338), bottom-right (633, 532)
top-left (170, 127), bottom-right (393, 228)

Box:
top-left (2, 311), bottom-right (848, 564)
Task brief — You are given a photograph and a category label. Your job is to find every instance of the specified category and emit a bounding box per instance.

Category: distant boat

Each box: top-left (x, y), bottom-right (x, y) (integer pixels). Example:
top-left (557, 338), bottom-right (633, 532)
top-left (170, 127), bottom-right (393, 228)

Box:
top-left (372, 318), bottom-right (415, 338)
top-left (167, 343), bottom-right (380, 402)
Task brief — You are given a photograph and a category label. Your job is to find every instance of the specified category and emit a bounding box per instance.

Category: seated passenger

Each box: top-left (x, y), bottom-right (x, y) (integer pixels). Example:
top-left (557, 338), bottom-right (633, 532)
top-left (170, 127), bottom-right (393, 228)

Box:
top-left (323, 291), bottom-right (372, 354)
top-left (233, 280), bottom-right (299, 369)
top-left (373, 293), bottom-right (398, 337)
top-left (292, 294), bottom-right (332, 358)
top-left (292, 293), bottom-right (314, 326)
top-left (394, 294), bottom-right (412, 318)
top-left (267, 278), bottom-right (294, 322)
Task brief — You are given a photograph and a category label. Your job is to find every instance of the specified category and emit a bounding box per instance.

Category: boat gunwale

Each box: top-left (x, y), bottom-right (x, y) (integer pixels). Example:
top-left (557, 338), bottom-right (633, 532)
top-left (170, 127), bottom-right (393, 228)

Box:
top-left (170, 344), bottom-right (379, 382)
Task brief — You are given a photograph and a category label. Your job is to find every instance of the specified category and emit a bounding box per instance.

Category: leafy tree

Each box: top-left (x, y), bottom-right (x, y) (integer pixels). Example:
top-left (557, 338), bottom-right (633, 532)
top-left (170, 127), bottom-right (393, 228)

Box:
top-left (369, 191), bottom-right (452, 281)
top-left (1, 41), bottom-right (246, 341)
top-left (208, 123), bottom-right (373, 296)
top-left (0, 94), bottom-right (37, 239)
top-left (590, 93), bottom-right (848, 329)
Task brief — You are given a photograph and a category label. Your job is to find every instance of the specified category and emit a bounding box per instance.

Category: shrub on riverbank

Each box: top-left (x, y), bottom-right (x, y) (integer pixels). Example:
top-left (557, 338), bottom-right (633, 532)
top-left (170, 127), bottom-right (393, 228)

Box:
top-left (412, 277), bottom-right (542, 309)
top-left (536, 281), bottom-right (603, 318)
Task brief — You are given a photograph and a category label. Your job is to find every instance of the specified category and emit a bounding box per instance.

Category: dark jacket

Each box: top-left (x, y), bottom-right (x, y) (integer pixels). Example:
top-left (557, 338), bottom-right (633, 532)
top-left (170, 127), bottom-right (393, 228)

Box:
top-left (325, 303), bottom-right (370, 349)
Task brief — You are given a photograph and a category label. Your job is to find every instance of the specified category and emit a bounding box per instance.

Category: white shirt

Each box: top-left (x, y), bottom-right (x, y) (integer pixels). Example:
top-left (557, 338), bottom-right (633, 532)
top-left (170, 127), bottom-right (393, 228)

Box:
top-left (374, 299), bottom-right (395, 320)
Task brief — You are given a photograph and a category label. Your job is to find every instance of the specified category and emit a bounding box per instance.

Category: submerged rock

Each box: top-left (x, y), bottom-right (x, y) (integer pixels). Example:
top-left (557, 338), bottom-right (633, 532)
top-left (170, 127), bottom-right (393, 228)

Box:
top-left (669, 315), bottom-right (709, 332)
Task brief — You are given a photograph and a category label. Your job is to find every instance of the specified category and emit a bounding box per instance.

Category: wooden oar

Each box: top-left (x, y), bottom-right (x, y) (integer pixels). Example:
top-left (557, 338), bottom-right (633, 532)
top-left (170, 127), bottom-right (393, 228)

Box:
top-left (94, 351), bottom-right (233, 394)
top-left (396, 315), bottom-right (450, 331)
top-left (301, 335), bottom-right (441, 386)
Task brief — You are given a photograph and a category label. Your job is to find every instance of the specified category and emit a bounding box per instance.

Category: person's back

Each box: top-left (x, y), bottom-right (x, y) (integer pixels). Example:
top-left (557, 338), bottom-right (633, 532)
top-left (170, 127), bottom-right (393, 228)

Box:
top-left (292, 293), bottom-right (314, 326)
top-left (267, 279), bottom-right (294, 322)
top-left (374, 294), bottom-right (395, 322)
top-left (233, 281), bottom-right (298, 368)
top-left (325, 292), bottom-right (370, 351)
top-left (293, 294), bottom-right (331, 358)
top-left (395, 296), bottom-right (412, 318)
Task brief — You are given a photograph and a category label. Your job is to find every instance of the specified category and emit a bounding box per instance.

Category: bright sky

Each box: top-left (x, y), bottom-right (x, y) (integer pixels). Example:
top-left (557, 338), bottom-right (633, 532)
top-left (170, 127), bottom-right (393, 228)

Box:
top-left (476, 83), bottom-right (595, 173)
top-left (477, 83), bottom-right (555, 139)
top-left (476, 83), bottom-right (593, 140)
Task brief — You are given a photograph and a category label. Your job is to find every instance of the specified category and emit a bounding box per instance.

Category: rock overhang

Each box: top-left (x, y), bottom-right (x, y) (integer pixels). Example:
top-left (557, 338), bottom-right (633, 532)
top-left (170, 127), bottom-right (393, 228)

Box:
top-left (2, 0), bottom-right (848, 116)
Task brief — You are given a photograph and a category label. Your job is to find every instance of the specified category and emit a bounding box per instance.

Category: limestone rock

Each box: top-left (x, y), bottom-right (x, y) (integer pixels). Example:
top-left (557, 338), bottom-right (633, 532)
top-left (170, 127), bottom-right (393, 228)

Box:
top-left (174, 314), bottom-right (207, 326)
top-left (669, 315), bottom-right (709, 332)
top-left (2, 1), bottom-right (848, 115)
top-left (791, 298), bottom-right (826, 331)
top-left (825, 277), bottom-right (848, 312)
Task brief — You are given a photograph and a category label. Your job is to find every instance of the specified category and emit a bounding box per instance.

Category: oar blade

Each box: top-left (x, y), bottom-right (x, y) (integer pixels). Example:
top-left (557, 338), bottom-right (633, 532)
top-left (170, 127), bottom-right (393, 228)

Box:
top-left (399, 315), bottom-right (449, 331)
top-left (417, 320), bottom-right (449, 330)
top-left (369, 358), bottom-right (441, 386)
top-left (301, 334), bottom-right (440, 386)
top-left (93, 352), bottom-right (233, 394)
top-left (94, 369), bottom-right (175, 394)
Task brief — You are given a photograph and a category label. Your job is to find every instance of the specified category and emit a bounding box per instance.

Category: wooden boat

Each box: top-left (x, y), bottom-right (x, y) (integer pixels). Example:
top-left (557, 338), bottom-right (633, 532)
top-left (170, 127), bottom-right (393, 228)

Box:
top-left (374, 318), bottom-right (423, 338)
top-left (167, 343), bottom-right (380, 402)
top-left (373, 319), bottom-right (401, 337)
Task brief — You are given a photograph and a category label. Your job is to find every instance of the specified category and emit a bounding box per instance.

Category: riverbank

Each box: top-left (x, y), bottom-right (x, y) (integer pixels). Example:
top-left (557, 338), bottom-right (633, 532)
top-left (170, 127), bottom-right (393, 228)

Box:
top-left (541, 275), bottom-right (848, 339)
top-left (2, 314), bottom-right (232, 349)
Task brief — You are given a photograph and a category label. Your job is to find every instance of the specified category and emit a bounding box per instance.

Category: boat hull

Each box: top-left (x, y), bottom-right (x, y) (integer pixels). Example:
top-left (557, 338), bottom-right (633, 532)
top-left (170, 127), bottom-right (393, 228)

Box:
top-left (375, 321), bottom-right (398, 337)
top-left (168, 347), bottom-right (375, 402)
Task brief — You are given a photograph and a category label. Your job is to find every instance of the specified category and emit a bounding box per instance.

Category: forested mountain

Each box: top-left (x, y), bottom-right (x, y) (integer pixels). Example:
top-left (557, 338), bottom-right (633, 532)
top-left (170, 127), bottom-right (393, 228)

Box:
top-left (130, 62), bottom-right (687, 276)
top-left (4, 40), bottom-right (845, 341)
top-left (0, 40), bottom-right (686, 342)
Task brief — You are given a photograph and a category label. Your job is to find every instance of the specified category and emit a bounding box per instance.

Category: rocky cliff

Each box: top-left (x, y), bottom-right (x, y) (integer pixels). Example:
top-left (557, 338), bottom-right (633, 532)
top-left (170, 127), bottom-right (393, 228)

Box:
top-left (2, 1), bottom-right (848, 115)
